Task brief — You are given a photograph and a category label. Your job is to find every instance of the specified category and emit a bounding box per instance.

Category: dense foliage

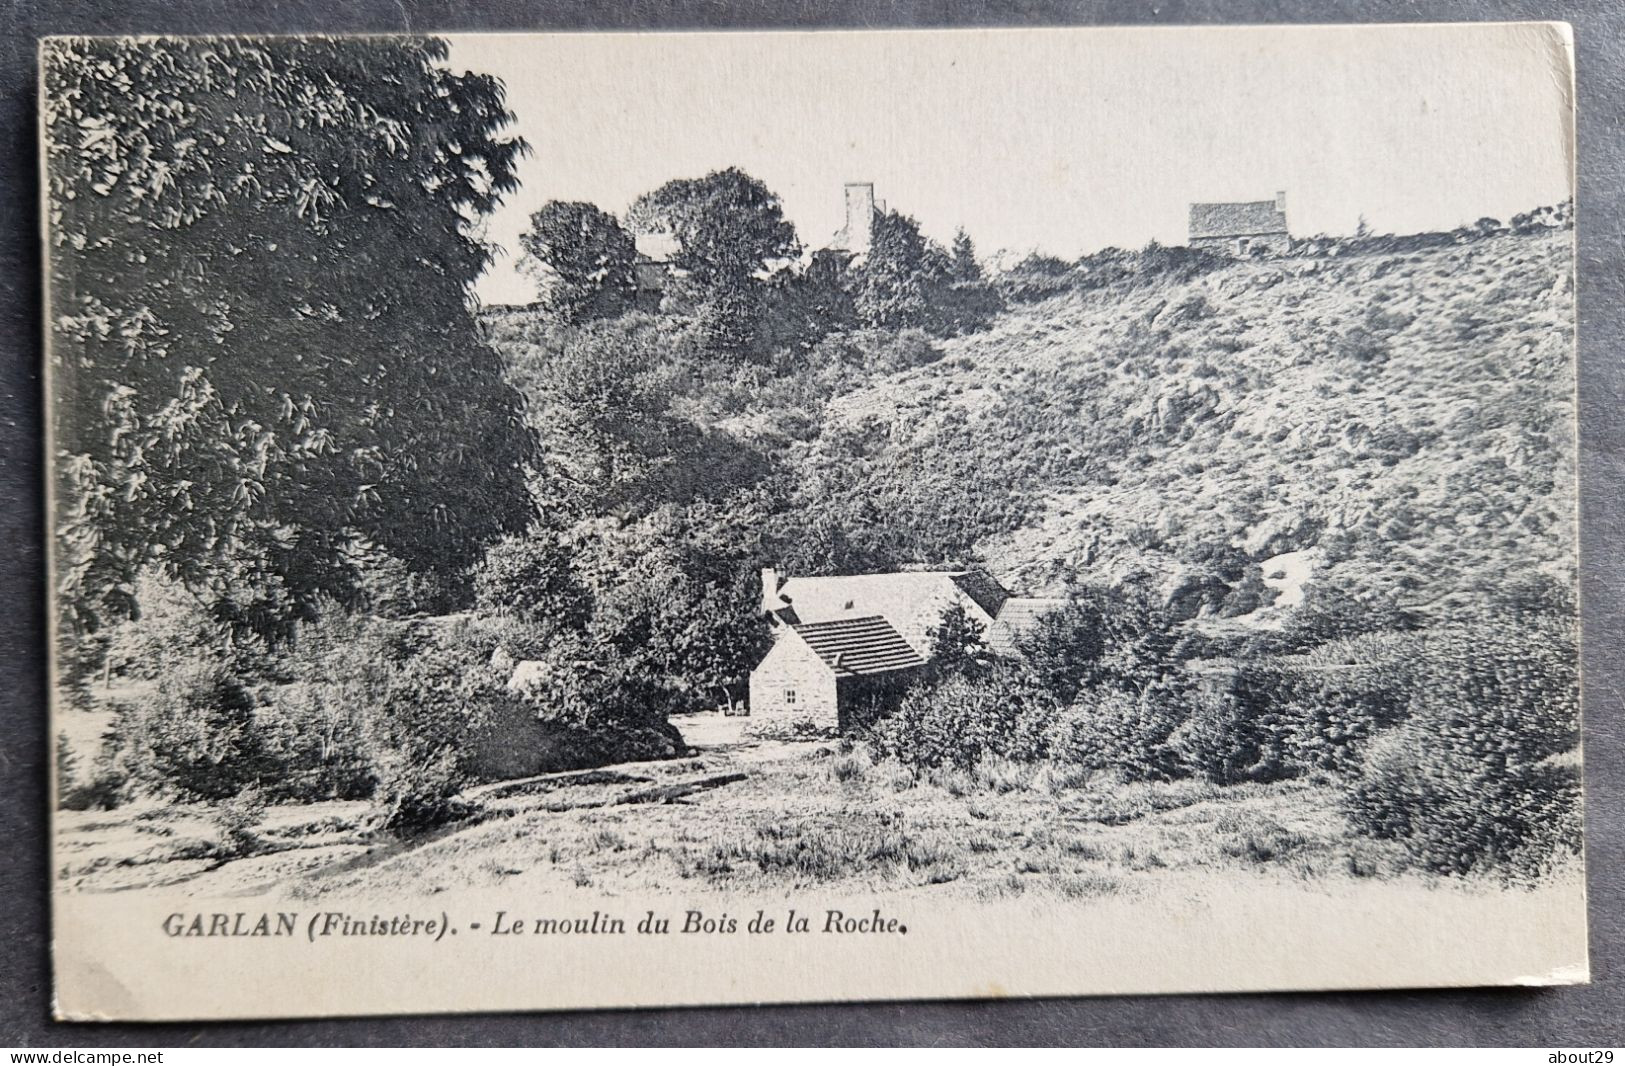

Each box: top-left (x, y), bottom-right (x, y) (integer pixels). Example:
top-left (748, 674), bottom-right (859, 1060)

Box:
top-left (518, 200), bottom-right (638, 323)
top-left (1344, 611), bottom-right (1581, 879)
top-left (45, 37), bottom-right (536, 643)
top-left (628, 167), bottom-right (800, 354)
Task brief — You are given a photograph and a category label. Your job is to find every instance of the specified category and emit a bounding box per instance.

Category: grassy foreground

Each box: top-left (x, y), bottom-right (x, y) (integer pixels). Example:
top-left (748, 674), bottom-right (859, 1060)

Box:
top-left (57, 715), bottom-right (1426, 900)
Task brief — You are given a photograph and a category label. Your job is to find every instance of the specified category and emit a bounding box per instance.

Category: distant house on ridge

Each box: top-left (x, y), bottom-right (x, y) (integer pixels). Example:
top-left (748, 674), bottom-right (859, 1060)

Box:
top-left (631, 230), bottom-right (679, 309)
top-left (1188, 191), bottom-right (1292, 256)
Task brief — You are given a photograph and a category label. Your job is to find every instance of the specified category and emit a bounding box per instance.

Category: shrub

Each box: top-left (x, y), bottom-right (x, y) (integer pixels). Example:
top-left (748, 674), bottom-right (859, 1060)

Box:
top-left (1334, 323), bottom-right (1390, 364)
top-left (829, 751), bottom-right (870, 783)
top-left (1219, 566), bottom-right (1276, 618)
top-left (844, 327), bottom-right (943, 372)
top-left (1180, 636), bottom-right (1416, 785)
top-left (996, 254), bottom-right (1077, 304)
top-left (1273, 636), bottom-right (1416, 775)
top-left (1262, 581), bottom-right (1420, 655)
top-left (352, 548), bottom-right (461, 619)
top-left (472, 529), bottom-right (591, 635)
top-left (1045, 681), bottom-right (1189, 780)
top-left (63, 762), bottom-right (128, 811)
top-left (869, 666), bottom-right (1058, 771)
top-left (103, 573), bottom-right (276, 684)
top-left (940, 279), bottom-right (1005, 335)
top-left (495, 633), bottom-right (688, 771)
top-left (1168, 675), bottom-right (1293, 785)
top-left (1343, 615), bottom-right (1581, 880)
top-left (925, 602), bottom-right (992, 677)
top-left (212, 788), bottom-right (267, 858)
top-left (114, 663), bottom-right (275, 801)
top-left (255, 681), bottom-right (376, 802)
top-left (743, 714), bottom-right (836, 742)
top-left (1015, 586), bottom-right (1184, 705)
top-left (59, 720), bottom-right (130, 811)
top-left (363, 643), bottom-right (507, 833)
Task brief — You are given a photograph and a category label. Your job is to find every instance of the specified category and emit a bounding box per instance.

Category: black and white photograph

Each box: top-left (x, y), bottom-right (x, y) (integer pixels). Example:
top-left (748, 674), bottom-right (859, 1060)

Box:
top-left (41, 23), bottom-right (1587, 1018)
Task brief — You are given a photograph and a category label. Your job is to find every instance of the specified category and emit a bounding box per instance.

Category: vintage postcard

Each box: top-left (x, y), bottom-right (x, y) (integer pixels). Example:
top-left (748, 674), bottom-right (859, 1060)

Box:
top-left (44, 23), bottom-right (1585, 1020)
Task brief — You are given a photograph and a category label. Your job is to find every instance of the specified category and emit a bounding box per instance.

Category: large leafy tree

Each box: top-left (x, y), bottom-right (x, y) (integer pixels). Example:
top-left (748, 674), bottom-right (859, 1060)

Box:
top-left (517, 200), bottom-right (637, 323)
top-left (516, 319), bottom-right (694, 518)
top-left (627, 167), bottom-right (799, 354)
top-left (578, 506), bottom-right (772, 714)
top-left (45, 37), bottom-right (537, 641)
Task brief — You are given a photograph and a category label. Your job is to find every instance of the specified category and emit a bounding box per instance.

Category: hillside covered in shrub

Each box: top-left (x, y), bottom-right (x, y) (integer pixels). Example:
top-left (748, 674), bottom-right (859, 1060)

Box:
top-left (808, 231), bottom-right (1576, 627)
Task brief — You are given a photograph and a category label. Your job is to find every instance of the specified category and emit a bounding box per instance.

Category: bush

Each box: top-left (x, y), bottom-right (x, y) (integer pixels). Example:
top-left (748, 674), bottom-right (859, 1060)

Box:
top-left (1178, 637), bottom-right (1416, 785)
top-left (940, 279), bottom-right (1004, 335)
top-left (743, 714), bottom-right (836, 742)
top-left (59, 721), bottom-right (130, 810)
top-left (114, 663), bottom-right (275, 801)
top-left (1343, 615), bottom-right (1581, 880)
top-left (363, 640), bottom-right (514, 833)
top-left (472, 529), bottom-right (591, 635)
top-left (255, 681), bottom-right (376, 802)
top-left (212, 788), bottom-right (267, 858)
top-left (1044, 681), bottom-right (1189, 780)
top-left (353, 548), bottom-right (462, 618)
top-left (61, 762), bottom-right (128, 811)
top-left (493, 631), bottom-right (689, 772)
top-left (103, 573), bottom-right (276, 684)
top-left (1169, 675), bottom-right (1292, 785)
top-left (529, 669), bottom-right (688, 770)
top-left (1259, 581), bottom-right (1420, 655)
top-left (995, 254), bottom-right (1077, 304)
top-left (1273, 635), bottom-right (1416, 774)
top-left (869, 667), bottom-right (1058, 771)
top-left (1015, 586), bottom-right (1184, 704)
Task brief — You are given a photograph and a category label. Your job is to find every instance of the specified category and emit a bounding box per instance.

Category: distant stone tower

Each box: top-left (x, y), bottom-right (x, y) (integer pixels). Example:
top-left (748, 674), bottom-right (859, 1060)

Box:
top-left (832, 182), bottom-right (879, 254)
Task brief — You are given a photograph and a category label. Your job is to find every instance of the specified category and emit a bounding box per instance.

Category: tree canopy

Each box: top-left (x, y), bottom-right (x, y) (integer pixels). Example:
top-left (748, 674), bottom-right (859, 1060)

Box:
top-left (851, 209), bottom-right (954, 330)
top-left (517, 200), bottom-right (638, 323)
top-left (627, 167), bottom-right (799, 292)
top-left (950, 227), bottom-right (983, 283)
top-left (627, 168), bottom-right (799, 353)
top-left (45, 36), bottom-right (537, 640)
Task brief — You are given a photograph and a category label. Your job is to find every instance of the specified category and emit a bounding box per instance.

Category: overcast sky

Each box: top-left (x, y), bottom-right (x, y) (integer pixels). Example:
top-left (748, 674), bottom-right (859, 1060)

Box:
top-left (448, 24), bottom-right (1574, 306)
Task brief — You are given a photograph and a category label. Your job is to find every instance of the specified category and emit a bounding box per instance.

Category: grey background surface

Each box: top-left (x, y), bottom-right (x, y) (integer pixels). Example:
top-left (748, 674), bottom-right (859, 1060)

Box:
top-left (1, 0), bottom-right (1619, 1047)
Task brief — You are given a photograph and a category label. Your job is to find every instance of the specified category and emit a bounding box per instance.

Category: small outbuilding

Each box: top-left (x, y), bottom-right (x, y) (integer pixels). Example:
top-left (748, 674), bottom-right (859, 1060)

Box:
top-left (1189, 191), bottom-right (1292, 256)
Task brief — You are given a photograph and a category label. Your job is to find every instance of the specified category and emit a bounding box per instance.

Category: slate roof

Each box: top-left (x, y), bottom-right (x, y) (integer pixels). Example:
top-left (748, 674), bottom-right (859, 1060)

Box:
top-left (1189, 201), bottom-right (1289, 239)
top-left (776, 570), bottom-right (1007, 629)
top-left (792, 616), bottom-right (927, 678)
top-left (986, 597), bottom-right (1069, 658)
top-left (951, 570), bottom-right (1011, 620)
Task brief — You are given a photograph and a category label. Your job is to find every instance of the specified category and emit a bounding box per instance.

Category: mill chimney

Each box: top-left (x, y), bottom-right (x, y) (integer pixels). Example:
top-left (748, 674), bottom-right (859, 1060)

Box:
top-left (761, 567), bottom-right (786, 614)
top-left (1274, 190), bottom-right (1288, 214)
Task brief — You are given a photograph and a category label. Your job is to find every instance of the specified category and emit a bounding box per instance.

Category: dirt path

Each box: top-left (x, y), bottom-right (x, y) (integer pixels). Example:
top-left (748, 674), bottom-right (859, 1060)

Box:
top-left (55, 713), bottom-right (823, 896)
